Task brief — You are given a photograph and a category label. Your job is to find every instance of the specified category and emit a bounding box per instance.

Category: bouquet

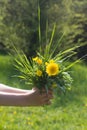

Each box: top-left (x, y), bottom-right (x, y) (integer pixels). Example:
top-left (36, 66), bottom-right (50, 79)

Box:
top-left (14, 25), bottom-right (82, 94)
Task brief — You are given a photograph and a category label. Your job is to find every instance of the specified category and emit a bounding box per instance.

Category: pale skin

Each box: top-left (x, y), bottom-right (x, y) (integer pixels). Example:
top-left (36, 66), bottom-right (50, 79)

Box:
top-left (0, 84), bottom-right (53, 106)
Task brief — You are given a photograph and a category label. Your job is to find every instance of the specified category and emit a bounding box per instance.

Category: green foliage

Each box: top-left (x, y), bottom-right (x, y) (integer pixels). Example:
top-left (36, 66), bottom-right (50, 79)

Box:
top-left (13, 24), bottom-right (85, 94)
top-left (0, 0), bottom-right (39, 55)
top-left (0, 0), bottom-right (87, 58)
top-left (63, 0), bottom-right (87, 44)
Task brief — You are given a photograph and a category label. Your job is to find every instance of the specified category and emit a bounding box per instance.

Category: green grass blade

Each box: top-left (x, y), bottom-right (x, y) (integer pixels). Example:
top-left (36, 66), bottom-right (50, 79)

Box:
top-left (48, 24), bottom-right (56, 49)
top-left (46, 20), bottom-right (48, 44)
top-left (53, 45), bottom-right (80, 61)
top-left (63, 54), bottom-right (87, 72)
top-left (38, 4), bottom-right (41, 44)
top-left (44, 24), bottom-right (56, 60)
top-left (49, 33), bottom-right (65, 59)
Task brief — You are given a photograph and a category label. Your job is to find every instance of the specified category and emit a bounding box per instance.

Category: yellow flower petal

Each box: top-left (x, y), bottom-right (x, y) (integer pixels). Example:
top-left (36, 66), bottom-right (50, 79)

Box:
top-left (46, 62), bottom-right (59, 76)
top-left (36, 70), bottom-right (42, 76)
top-left (49, 60), bottom-right (55, 63)
top-left (37, 59), bottom-right (42, 65)
top-left (45, 62), bottom-right (48, 66)
top-left (32, 57), bottom-right (38, 61)
top-left (33, 57), bottom-right (42, 65)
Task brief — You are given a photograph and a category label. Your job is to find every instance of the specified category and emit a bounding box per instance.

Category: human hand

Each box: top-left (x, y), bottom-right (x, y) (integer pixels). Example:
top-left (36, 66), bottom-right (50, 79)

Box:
top-left (26, 87), bottom-right (53, 106)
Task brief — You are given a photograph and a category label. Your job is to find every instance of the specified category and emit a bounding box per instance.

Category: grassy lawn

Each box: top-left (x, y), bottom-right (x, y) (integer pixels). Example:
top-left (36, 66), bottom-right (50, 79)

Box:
top-left (0, 55), bottom-right (87, 130)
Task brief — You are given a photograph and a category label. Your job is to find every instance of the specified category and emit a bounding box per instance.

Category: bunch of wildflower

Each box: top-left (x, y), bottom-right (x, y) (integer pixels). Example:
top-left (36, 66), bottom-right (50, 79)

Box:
top-left (14, 24), bottom-right (83, 93)
top-left (29, 56), bottom-right (72, 92)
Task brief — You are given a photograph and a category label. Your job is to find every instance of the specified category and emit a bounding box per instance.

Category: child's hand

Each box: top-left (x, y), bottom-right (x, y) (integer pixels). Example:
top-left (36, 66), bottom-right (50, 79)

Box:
top-left (26, 88), bottom-right (53, 106)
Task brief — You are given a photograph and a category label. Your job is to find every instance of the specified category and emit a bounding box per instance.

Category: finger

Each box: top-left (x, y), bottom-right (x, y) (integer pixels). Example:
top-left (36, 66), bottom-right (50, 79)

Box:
top-left (48, 90), bottom-right (53, 94)
top-left (41, 94), bottom-right (49, 100)
top-left (40, 92), bottom-right (48, 96)
top-left (49, 92), bottom-right (53, 96)
top-left (41, 91), bottom-right (53, 97)
top-left (42, 99), bottom-right (49, 103)
top-left (32, 87), bottom-right (40, 92)
top-left (41, 96), bottom-right (49, 102)
top-left (42, 90), bottom-right (53, 94)
top-left (45, 94), bottom-right (53, 99)
top-left (48, 95), bottom-right (53, 99)
top-left (40, 88), bottom-right (52, 93)
top-left (41, 93), bottom-right (53, 99)
top-left (41, 90), bottom-right (53, 95)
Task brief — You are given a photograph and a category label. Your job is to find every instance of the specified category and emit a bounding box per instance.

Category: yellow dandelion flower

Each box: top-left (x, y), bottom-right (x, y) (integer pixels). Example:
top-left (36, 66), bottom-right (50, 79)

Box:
top-left (37, 59), bottom-right (42, 65)
top-left (49, 59), bottom-right (55, 63)
top-left (45, 62), bottom-right (48, 66)
top-left (33, 57), bottom-right (42, 65)
top-left (32, 57), bottom-right (38, 61)
top-left (46, 62), bottom-right (59, 76)
top-left (36, 70), bottom-right (42, 76)
top-left (13, 111), bottom-right (17, 115)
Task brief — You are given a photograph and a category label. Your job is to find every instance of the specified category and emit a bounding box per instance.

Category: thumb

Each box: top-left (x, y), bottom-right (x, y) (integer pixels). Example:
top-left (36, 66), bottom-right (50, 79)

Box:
top-left (32, 87), bottom-right (39, 91)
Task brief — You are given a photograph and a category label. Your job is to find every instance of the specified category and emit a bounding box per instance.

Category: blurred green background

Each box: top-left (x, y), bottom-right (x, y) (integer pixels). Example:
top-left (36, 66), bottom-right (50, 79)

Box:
top-left (0, 0), bottom-right (87, 130)
top-left (0, 0), bottom-right (87, 59)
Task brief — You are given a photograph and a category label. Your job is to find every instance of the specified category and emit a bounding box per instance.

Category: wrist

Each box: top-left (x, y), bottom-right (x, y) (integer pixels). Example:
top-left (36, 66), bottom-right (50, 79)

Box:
top-left (24, 90), bottom-right (34, 106)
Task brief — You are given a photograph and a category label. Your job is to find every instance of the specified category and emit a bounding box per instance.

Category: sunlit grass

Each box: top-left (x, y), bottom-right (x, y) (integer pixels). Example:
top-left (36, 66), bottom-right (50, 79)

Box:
top-left (0, 55), bottom-right (87, 130)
